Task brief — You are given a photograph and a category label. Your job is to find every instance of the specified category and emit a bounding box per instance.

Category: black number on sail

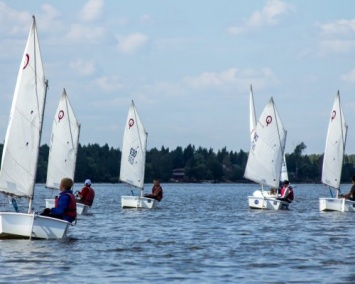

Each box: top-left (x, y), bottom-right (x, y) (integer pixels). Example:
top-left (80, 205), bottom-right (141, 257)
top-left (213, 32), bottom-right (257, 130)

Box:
top-left (128, 147), bottom-right (138, 164)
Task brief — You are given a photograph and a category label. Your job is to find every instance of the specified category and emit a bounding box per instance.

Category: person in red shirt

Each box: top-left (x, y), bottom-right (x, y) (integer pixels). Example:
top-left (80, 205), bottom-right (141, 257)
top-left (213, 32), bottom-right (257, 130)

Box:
top-left (277, 180), bottom-right (294, 203)
top-left (77, 179), bottom-right (95, 206)
top-left (145, 179), bottom-right (163, 201)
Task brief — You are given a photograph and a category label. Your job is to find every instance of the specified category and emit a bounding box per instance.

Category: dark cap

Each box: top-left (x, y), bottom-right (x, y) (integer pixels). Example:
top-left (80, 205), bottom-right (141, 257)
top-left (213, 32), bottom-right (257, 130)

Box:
top-left (282, 180), bottom-right (289, 184)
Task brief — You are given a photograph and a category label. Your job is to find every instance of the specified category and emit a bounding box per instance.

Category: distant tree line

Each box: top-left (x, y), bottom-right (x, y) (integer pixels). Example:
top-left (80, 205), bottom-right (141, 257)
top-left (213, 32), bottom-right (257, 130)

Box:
top-left (0, 142), bottom-right (354, 183)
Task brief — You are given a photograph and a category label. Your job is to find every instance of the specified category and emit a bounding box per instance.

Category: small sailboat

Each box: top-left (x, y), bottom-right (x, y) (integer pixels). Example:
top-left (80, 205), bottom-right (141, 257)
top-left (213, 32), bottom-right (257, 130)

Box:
top-left (44, 90), bottom-right (87, 214)
top-left (319, 91), bottom-right (353, 212)
top-left (0, 16), bottom-right (71, 239)
top-left (245, 97), bottom-right (290, 210)
top-left (120, 101), bottom-right (157, 209)
top-left (249, 85), bottom-right (289, 200)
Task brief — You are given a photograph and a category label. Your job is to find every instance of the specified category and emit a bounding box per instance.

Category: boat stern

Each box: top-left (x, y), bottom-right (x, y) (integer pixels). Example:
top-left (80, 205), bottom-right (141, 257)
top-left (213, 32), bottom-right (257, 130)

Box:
top-left (121, 196), bottom-right (157, 209)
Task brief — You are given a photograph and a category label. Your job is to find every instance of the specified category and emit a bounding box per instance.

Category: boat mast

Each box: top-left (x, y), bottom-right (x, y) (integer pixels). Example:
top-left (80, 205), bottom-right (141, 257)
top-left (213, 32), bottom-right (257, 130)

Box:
top-left (29, 16), bottom-right (48, 213)
top-left (271, 97), bottom-right (286, 187)
top-left (336, 91), bottom-right (348, 197)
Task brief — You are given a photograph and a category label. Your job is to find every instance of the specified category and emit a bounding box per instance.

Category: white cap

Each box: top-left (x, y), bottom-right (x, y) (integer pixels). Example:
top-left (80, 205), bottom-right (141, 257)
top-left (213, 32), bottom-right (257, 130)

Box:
top-left (85, 179), bottom-right (92, 186)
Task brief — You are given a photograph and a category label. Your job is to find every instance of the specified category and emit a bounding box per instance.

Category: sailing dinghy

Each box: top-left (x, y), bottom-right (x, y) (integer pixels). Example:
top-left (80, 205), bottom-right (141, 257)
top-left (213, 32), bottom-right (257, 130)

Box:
top-left (245, 97), bottom-right (290, 210)
top-left (319, 92), bottom-right (354, 212)
top-left (0, 16), bottom-right (71, 239)
top-left (120, 101), bottom-right (158, 209)
top-left (248, 85), bottom-right (289, 200)
top-left (44, 90), bottom-right (87, 214)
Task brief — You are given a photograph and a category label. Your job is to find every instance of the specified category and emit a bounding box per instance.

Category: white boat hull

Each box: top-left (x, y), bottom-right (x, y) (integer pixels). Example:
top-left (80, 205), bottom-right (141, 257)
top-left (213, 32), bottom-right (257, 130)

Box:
top-left (248, 190), bottom-right (289, 210)
top-left (121, 196), bottom-right (158, 209)
top-left (319, 198), bottom-right (355, 212)
top-left (0, 212), bottom-right (70, 239)
top-left (45, 199), bottom-right (89, 215)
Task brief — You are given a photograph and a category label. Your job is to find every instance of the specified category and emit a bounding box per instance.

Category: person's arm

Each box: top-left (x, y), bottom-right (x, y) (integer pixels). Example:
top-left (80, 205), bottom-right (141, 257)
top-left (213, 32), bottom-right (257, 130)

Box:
top-left (78, 187), bottom-right (87, 199)
top-left (152, 186), bottom-right (162, 196)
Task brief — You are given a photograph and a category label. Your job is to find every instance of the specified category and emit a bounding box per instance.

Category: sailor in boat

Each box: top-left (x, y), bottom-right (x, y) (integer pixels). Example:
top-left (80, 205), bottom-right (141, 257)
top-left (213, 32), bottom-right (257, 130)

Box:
top-left (276, 180), bottom-right (294, 203)
top-left (339, 175), bottom-right (355, 201)
top-left (144, 179), bottom-right (163, 201)
top-left (41, 178), bottom-right (77, 223)
top-left (76, 179), bottom-right (95, 207)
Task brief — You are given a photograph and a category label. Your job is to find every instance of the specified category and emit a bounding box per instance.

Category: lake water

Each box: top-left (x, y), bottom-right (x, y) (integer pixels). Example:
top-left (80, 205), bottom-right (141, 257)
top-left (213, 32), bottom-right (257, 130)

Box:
top-left (0, 183), bottom-right (354, 283)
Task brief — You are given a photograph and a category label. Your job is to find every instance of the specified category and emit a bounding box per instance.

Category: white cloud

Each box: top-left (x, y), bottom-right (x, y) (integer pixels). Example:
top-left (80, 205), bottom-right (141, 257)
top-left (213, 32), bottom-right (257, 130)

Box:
top-left (184, 68), bottom-right (277, 90)
top-left (228, 0), bottom-right (293, 35)
top-left (38, 4), bottom-right (63, 33)
top-left (341, 69), bottom-right (355, 83)
top-left (317, 19), bottom-right (355, 56)
top-left (80, 0), bottom-right (104, 22)
top-left (70, 59), bottom-right (96, 76)
top-left (140, 14), bottom-right (154, 23)
top-left (0, 2), bottom-right (31, 35)
top-left (153, 37), bottom-right (191, 51)
top-left (96, 76), bottom-right (123, 92)
top-left (319, 19), bottom-right (355, 37)
top-left (116, 17), bottom-right (129, 26)
top-left (116, 33), bottom-right (148, 54)
top-left (66, 24), bottom-right (105, 43)
top-left (41, 4), bottom-right (60, 21)
top-left (318, 39), bottom-right (355, 55)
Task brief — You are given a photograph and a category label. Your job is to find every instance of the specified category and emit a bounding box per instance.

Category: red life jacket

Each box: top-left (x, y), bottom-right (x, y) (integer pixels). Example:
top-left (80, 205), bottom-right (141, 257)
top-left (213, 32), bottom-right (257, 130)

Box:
top-left (153, 186), bottom-right (163, 201)
top-left (55, 193), bottom-right (77, 218)
top-left (84, 187), bottom-right (95, 206)
top-left (280, 186), bottom-right (294, 202)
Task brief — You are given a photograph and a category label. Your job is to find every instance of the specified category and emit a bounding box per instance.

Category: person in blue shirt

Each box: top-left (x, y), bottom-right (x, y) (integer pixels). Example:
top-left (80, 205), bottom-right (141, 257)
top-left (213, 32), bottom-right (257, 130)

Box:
top-left (41, 178), bottom-right (77, 223)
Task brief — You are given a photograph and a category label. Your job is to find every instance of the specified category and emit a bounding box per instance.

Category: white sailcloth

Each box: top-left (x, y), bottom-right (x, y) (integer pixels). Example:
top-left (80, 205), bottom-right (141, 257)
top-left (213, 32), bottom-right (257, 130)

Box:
top-left (119, 100), bottom-right (147, 190)
top-left (321, 91), bottom-right (347, 189)
top-left (249, 85), bottom-right (257, 143)
top-left (0, 16), bottom-right (46, 204)
top-left (0, 16), bottom-right (71, 239)
top-left (46, 89), bottom-right (80, 189)
top-left (280, 157), bottom-right (289, 181)
top-left (244, 97), bottom-right (287, 189)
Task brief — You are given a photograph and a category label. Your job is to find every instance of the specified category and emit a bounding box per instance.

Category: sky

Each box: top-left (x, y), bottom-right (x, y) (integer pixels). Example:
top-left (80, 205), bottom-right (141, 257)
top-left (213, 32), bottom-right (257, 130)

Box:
top-left (0, 0), bottom-right (355, 155)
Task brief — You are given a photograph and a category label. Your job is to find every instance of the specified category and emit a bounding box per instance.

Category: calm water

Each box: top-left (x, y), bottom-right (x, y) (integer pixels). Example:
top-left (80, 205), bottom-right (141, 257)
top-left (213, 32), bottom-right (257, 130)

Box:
top-left (0, 183), bottom-right (354, 283)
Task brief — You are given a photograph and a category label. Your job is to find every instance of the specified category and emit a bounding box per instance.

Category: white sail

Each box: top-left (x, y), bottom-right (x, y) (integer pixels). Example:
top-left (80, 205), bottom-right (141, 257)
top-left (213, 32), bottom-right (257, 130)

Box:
top-left (46, 89), bottom-right (80, 189)
top-left (249, 85), bottom-right (257, 143)
top-left (321, 91), bottom-right (347, 190)
top-left (0, 16), bottom-right (47, 202)
top-left (250, 87), bottom-right (288, 182)
top-left (244, 97), bottom-right (287, 189)
top-left (119, 101), bottom-right (147, 189)
top-left (280, 158), bottom-right (289, 181)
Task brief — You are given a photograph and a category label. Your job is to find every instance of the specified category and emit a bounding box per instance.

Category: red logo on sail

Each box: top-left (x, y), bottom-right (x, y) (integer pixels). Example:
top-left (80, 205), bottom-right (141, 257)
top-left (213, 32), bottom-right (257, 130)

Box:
top-left (58, 110), bottom-right (64, 122)
top-left (266, 115), bottom-right (272, 126)
top-left (331, 110), bottom-right (336, 121)
top-left (23, 54), bottom-right (30, 70)
top-left (128, 118), bottom-right (134, 129)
